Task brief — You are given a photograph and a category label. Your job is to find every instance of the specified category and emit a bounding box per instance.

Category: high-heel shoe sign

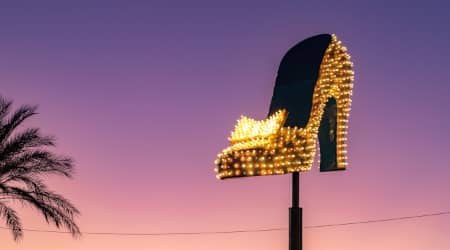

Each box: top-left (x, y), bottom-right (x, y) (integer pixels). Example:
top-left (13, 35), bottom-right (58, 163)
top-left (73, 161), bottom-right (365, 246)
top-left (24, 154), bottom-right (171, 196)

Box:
top-left (214, 34), bottom-right (354, 179)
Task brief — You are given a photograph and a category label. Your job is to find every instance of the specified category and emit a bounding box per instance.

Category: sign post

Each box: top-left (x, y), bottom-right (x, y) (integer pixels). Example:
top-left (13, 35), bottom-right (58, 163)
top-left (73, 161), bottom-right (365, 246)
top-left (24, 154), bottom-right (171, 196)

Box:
top-left (290, 172), bottom-right (302, 250)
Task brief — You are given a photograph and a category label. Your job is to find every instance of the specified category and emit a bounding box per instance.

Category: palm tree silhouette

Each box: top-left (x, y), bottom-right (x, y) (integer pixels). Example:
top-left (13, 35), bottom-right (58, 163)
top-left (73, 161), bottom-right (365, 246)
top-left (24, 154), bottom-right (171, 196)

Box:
top-left (0, 96), bottom-right (80, 240)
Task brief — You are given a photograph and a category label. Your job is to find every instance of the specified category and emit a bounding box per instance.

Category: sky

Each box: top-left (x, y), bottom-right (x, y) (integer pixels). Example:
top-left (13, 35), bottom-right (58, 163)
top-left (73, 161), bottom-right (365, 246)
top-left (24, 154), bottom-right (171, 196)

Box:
top-left (1, 0), bottom-right (450, 249)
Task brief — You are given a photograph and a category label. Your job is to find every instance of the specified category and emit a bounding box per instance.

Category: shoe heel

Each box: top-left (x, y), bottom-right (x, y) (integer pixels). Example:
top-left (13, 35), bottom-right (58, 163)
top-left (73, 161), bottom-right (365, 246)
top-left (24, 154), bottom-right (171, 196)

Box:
top-left (316, 35), bottom-right (354, 171)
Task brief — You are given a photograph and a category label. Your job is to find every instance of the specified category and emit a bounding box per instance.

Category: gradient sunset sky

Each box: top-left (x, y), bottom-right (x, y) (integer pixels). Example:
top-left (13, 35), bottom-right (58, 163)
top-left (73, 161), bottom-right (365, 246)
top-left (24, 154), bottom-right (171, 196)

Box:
top-left (1, 1), bottom-right (450, 249)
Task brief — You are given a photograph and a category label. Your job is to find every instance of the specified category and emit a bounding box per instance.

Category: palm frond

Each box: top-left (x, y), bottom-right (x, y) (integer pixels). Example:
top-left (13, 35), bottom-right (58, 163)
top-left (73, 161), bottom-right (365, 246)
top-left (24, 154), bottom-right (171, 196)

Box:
top-left (0, 104), bottom-right (37, 144)
top-left (2, 186), bottom-right (81, 237)
top-left (0, 150), bottom-right (73, 179)
top-left (0, 97), bottom-right (13, 124)
top-left (0, 201), bottom-right (23, 240)
top-left (0, 128), bottom-right (55, 163)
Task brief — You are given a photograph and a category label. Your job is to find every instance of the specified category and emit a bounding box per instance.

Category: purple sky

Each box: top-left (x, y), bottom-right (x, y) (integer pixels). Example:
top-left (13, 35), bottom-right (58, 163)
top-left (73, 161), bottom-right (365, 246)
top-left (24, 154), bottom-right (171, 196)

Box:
top-left (1, 1), bottom-right (450, 249)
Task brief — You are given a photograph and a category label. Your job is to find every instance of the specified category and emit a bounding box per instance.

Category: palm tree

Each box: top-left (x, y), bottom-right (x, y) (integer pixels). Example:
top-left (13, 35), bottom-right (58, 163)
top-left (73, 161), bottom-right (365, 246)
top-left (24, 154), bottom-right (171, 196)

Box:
top-left (0, 96), bottom-right (80, 240)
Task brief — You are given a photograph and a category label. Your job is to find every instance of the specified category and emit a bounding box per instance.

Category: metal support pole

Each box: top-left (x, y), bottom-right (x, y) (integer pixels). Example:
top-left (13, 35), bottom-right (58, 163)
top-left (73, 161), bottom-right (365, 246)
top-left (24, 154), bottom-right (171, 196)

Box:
top-left (289, 172), bottom-right (302, 250)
